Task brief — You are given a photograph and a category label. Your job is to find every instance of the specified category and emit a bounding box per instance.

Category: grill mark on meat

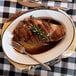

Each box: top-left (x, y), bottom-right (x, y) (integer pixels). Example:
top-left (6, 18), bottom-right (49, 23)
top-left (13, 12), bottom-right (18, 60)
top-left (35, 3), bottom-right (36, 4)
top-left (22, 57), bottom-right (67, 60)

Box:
top-left (35, 20), bottom-right (50, 42)
top-left (29, 17), bottom-right (50, 42)
top-left (24, 19), bottom-right (39, 44)
top-left (42, 21), bottom-right (52, 33)
top-left (31, 17), bottom-right (49, 36)
top-left (13, 21), bottom-right (25, 38)
top-left (29, 18), bottom-right (42, 42)
top-left (23, 24), bottom-right (32, 40)
top-left (19, 27), bottom-right (28, 41)
top-left (30, 17), bottom-right (41, 29)
top-left (23, 19), bottom-right (34, 42)
top-left (42, 21), bottom-right (52, 41)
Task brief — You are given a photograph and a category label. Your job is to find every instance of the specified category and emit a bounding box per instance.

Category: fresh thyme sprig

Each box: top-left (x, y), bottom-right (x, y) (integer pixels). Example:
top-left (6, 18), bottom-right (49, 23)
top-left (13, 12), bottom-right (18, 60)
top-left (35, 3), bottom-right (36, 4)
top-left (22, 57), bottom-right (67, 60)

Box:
top-left (28, 25), bottom-right (49, 40)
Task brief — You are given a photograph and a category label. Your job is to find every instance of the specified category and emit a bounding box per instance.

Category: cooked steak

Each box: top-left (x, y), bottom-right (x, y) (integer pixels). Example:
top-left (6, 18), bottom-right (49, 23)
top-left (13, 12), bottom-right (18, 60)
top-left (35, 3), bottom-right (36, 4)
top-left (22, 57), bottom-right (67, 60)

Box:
top-left (12, 16), bottom-right (66, 54)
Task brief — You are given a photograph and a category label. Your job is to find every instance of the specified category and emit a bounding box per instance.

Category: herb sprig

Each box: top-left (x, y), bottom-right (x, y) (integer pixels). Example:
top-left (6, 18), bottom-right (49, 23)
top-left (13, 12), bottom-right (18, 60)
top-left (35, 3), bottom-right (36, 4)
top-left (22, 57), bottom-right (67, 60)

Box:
top-left (28, 25), bottom-right (49, 40)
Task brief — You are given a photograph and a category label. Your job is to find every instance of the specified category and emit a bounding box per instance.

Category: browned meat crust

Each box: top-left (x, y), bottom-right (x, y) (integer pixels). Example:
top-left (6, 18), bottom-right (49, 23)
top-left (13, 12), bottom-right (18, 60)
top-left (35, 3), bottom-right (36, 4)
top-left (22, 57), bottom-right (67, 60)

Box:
top-left (12, 16), bottom-right (66, 54)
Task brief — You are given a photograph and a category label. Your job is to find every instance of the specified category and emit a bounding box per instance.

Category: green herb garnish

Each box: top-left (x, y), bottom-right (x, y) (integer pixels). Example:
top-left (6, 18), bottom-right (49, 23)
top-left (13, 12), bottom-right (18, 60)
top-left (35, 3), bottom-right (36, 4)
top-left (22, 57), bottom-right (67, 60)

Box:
top-left (28, 25), bottom-right (49, 40)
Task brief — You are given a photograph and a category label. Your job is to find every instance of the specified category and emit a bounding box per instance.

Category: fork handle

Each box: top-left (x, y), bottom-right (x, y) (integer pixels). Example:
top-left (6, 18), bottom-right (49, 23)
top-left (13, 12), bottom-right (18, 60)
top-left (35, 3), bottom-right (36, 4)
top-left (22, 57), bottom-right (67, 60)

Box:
top-left (24, 51), bottom-right (51, 71)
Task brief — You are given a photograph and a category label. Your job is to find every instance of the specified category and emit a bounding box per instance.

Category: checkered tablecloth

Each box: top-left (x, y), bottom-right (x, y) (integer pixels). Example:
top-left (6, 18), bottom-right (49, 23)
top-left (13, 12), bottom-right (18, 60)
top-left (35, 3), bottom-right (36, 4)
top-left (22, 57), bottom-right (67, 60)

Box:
top-left (0, 0), bottom-right (76, 76)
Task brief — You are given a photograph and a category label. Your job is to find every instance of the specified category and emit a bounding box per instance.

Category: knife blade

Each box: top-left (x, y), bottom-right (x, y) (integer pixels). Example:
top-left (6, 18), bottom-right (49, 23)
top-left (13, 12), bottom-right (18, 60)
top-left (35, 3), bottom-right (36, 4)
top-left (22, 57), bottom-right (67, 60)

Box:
top-left (18, 1), bottom-right (69, 11)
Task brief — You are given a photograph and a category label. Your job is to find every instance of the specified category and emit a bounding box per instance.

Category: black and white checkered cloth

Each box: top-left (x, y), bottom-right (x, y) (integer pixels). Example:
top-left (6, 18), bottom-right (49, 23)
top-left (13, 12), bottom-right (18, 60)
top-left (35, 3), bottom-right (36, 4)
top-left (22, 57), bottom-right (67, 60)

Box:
top-left (0, 0), bottom-right (76, 76)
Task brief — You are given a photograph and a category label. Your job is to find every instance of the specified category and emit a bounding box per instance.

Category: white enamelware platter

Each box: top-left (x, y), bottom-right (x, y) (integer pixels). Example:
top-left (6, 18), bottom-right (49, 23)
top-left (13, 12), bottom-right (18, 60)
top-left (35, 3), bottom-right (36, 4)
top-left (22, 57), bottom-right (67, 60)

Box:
top-left (2, 9), bottom-right (75, 65)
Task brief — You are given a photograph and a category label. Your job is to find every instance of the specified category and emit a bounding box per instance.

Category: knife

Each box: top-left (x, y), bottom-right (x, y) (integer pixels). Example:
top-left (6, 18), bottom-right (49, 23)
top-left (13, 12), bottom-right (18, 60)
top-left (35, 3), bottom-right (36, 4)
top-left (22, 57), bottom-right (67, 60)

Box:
top-left (18, 1), bottom-right (69, 11)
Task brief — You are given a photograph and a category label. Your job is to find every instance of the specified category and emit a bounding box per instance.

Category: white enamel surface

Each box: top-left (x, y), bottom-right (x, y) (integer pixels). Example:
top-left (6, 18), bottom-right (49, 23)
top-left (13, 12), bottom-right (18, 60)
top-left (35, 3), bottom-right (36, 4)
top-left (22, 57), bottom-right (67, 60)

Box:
top-left (2, 9), bottom-right (75, 65)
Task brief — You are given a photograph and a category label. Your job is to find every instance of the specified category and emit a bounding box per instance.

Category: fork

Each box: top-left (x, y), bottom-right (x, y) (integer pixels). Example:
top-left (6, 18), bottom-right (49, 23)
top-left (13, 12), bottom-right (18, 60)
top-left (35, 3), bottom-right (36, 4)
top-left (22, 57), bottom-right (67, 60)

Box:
top-left (11, 41), bottom-right (51, 71)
